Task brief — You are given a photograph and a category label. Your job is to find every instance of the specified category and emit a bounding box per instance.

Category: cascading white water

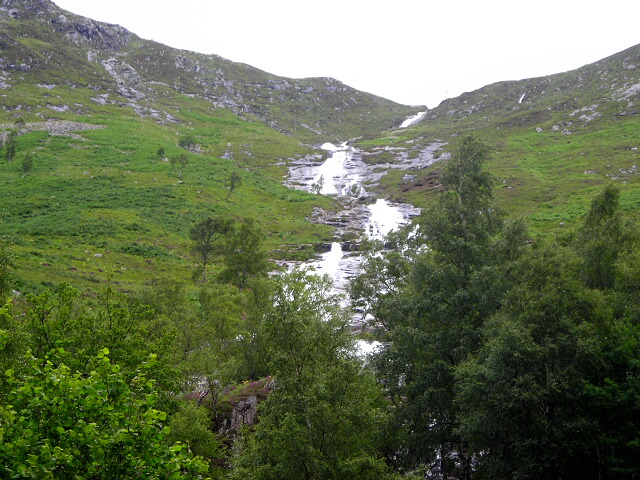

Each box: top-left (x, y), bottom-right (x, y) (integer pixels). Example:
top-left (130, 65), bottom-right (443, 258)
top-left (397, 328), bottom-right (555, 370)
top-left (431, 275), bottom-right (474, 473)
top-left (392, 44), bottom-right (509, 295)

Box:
top-left (306, 144), bottom-right (413, 288)
top-left (366, 198), bottom-right (406, 240)
top-left (286, 114), bottom-right (440, 354)
top-left (308, 142), bottom-right (368, 198)
top-left (400, 111), bottom-right (426, 128)
top-left (294, 142), bottom-right (420, 355)
top-left (310, 143), bottom-right (346, 195)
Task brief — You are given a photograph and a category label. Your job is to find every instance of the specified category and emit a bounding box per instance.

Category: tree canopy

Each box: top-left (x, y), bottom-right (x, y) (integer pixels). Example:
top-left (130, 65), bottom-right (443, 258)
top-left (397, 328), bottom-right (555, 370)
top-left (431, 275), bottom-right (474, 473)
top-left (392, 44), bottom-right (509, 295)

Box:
top-left (0, 349), bottom-right (209, 479)
top-left (232, 270), bottom-right (393, 480)
top-left (352, 136), bottom-right (640, 479)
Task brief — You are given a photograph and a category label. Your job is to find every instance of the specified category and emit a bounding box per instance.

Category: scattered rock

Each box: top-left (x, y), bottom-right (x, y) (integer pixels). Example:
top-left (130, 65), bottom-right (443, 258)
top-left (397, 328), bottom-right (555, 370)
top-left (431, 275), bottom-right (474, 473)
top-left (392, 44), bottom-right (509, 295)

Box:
top-left (48, 104), bottom-right (69, 112)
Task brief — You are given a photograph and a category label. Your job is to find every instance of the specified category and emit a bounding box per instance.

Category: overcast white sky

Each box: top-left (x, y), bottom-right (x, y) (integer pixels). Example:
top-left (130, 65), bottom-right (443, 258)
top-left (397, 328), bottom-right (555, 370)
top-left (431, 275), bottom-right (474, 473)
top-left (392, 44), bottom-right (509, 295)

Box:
top-left (53, 0), bottom-right (640, 108)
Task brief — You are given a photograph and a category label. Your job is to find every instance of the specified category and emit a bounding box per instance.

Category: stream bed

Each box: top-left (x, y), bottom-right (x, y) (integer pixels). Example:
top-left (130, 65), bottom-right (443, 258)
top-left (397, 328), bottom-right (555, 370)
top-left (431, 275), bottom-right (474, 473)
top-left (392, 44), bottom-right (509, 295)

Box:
top-left (285, 117), bottom-right (445, 353)
top-left (288, 142), bottom-right (419, 300)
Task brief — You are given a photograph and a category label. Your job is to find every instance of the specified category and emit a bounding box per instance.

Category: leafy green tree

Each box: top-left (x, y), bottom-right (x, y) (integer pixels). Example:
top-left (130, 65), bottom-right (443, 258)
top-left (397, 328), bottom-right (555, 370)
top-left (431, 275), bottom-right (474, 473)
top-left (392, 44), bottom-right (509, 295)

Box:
top-left (452, 182), bottom-right (640, 480)
top-left (171, 153), bottom-right (189, 180)
top-left (0, 349), bottom-right (209, 479)
top-left (0, 300), bottom-right (28, 402)
top-left (190, 216), bottom-right (234, 282)
top-left (3, 129), bottom-right (17, 162)
top-left (352, 136), bottom-right (522, 478)
top-left (575, 184), bottom-right (630, 290)
top-left (584, 233), bottom-right (640, 478)
top-left (178, 284), bottom-right (245, 390)
top-left (225, 171), bottom-right (242, 201)
top-left (9, 284), bottom-right (177, 395)
top-left (417, 134), bottom-right (502, 276)
top-left (167, 402), bottom-right (223, 476)
top-left (233, 270), bottom-right (393, 480)
top-left (613, 246), bottom-right (640, 321)
top-left (157, 146), bottom-right (166, 159)
top-left (21, 153), bottom-right (34, 177)
top-left (179, 134), bottom-right (197, 150)
top-left (455, 243), bottom-right (609, 479)
top-left (218, 218), bottom-right (269, 290)
top-left (0, 234), bottom-right (14, 302)
top-left (133, 276), bottom-right (205, 386)
top-left (577, 317), bottom-right (640, 479)
top-left (310, 174), bottom-right (324, 195)
top-left (136, 276), bottom-right (189, 320)
top-left (233, 276), bottom-right (275, 381)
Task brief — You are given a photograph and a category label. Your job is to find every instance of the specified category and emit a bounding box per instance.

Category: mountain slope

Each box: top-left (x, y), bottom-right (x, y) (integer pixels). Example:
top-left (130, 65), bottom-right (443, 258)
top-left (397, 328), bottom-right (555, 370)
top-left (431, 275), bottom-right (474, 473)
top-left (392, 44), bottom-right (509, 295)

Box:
top-left (0, 0), bottom-right (421, 291)
top-left (356, 43), bottom-right (640, 232)
top-left (0, 0), bottom-right (419, 141)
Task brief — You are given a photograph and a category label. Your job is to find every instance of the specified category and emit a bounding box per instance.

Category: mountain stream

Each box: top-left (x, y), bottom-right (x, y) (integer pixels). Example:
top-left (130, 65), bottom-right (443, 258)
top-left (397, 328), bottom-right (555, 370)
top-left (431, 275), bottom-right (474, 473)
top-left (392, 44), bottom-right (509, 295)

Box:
top-left (286, 118), bottom-right (443, 354)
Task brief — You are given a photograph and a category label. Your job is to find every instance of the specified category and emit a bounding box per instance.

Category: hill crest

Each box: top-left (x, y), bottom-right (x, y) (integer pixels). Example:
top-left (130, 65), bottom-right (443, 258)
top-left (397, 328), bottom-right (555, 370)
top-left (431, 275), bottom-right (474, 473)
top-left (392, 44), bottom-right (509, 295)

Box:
top-left (1, 0), bottom-right (419, 141)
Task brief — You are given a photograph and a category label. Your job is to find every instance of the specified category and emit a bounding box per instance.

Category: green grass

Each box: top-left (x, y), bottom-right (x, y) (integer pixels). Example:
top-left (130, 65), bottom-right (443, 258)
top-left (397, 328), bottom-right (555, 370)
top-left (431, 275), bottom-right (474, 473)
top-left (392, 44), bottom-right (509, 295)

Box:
top-left (356, 49), bottom-right (640, 235)
top-left (1, 106), bottom-right (336, 292)
top-left (0, 0), bottom-right (421, 292)
top-left (381, 115), bottom-right (640, 235)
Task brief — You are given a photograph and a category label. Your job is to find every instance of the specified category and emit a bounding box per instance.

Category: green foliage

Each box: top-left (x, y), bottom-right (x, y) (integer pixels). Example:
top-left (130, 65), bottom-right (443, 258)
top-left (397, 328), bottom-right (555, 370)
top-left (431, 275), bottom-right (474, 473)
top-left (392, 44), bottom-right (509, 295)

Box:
top-left (170, 153), bottom-right (190, 180)
top-left (261, 269), bottom-right (351, 378)
top-left (353, 136), bottom-right (516, 476)
top-left (0, 299), bottom-right (26, 400)
top-left (310, 173), bottom-right (324, 195)
top-left (454, 228), bottom-right (640, 479)
top-left (132, 274), bottom-right (269, 400)
top-left (21, 153), bottom-right (34, 177)
top-left (188, 284), bottom-right (246, 383)
top-left (179, 135), bottom-right (197, 149)
top-left (167, 402), bottom-right (223, 473)
top-left (575, 183), bottom-right (630, 289)
top-left (0, 349), bottom-right (210, 479)
top-left (233, 270), bottom-right (393, 480)
top-left (356, 170), bottom-right (640, 478)
top-left (439, 134), bottom-right (494, 208)
top-left (7, 283), bottom-right (177, 393)
top-left (116, 241), bottom-right (172, 260)
top-left (418, 135), bottom-right (502, 274)
top-left (225, 171), bottom-right (242, 201)
top-left (0, 235), bottom-right (14, 302)
top-left (217, 218), bottom-right (269, 290)
top-left (455, 243), bottom-right (609, 479)
top-left (4, 130), bottom-right (17, 162)
top-left (190, 216), bottom-right (234, 282)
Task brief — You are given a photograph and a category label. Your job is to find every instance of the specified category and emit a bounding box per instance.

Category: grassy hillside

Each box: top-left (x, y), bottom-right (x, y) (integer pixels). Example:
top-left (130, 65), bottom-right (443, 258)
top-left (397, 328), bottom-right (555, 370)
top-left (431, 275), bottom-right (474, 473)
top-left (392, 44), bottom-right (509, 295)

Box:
top-left (0, 0), bottom-right (418, 142)
top-left (357, 43), bottom-right (640, 233)
top-left (3, 0), bottom-right (640, 292)
top-left (0, 0), bottom-right (422, 291)
top-left (0, 111), bottom-right (337, 291)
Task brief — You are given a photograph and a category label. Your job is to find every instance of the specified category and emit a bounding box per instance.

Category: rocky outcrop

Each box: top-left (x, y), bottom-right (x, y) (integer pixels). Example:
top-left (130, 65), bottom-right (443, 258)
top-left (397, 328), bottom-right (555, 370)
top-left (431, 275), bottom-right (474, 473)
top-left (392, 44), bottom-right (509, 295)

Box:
top-left (0, 120), bottom-right (103, 142)
top-left (190, 377), bottom-right (274, 434)
top-left (230, 396), bottom-right (258, 431)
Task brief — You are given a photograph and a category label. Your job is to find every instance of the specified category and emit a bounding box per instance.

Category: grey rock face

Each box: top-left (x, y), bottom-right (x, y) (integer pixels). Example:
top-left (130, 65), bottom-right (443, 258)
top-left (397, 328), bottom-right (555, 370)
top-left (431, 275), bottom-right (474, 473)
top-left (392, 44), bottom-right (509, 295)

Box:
top-left (230, 396), bottom-right (258, 431)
